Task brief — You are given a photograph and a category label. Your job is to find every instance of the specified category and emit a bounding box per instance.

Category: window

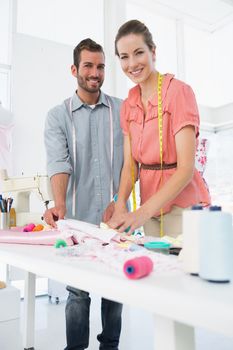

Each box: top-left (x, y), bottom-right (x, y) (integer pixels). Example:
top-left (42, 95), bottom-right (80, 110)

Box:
top-left (0, 67), bottom-right (11, 108)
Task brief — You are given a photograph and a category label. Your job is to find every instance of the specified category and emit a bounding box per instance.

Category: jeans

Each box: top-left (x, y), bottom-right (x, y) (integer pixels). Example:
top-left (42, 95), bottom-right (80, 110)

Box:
top-left (64, 286), bottom-right (123, 350)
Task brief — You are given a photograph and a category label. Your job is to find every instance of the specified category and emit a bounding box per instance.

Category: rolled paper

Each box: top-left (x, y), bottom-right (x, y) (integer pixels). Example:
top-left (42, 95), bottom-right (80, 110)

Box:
top-left (182, 205), bottom-right (204, 275)
top-left (199, 206), bottom-right (233, 283)
top-left (123, 256), bottom-right (153, 279)
top-left (23, 223), bottom-right (36, 232)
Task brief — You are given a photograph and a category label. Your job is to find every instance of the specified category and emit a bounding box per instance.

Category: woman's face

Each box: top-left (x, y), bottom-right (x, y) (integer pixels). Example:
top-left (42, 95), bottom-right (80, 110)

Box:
top-left (116, 33), bottom-right (155, 84)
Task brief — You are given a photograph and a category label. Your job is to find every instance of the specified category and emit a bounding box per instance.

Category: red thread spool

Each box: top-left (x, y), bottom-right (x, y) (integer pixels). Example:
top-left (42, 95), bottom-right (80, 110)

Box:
top-left (123, 256), bottom-right (153, 279)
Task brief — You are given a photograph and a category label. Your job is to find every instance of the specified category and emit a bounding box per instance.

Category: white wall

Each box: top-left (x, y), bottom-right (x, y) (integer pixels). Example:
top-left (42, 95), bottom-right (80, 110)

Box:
top-left (184, 26), bottom-right (213, 107)
top-left (212, 20), bottom-right (233, 107)
top-left (11, 33), bottom-right (74, 176)
top-left (0, 68), bottom-right (11, 109)
top-left (0, 0), bottom-right (11, 64)
top-left (17, 0), bottom-right (104, 47)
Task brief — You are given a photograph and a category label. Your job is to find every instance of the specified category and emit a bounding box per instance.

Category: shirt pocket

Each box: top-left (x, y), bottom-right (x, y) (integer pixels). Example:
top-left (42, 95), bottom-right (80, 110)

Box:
top-left (128, 106), bottom-right (142, 124)
top-left (145, 105), bottom-right (158, 122)
top-left (126, 107), bottom-right (142, 139)
top-left (145, 104), bottom-right (169, 123)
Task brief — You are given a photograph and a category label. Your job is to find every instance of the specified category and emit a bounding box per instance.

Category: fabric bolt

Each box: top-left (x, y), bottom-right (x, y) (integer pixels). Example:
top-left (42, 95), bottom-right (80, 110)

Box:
top-left (45, 91), bottom-right (123, 225)
top-left (0, 228), bottom-right (75, 246)
top-left (120, 73), bottom-right (211, 216)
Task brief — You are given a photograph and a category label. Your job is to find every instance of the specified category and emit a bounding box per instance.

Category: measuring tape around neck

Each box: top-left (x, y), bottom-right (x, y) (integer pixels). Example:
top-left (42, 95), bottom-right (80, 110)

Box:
top-left (157, 72), bottom-right (164, 237)
top-left (130, 133), bottom-right (137, 212)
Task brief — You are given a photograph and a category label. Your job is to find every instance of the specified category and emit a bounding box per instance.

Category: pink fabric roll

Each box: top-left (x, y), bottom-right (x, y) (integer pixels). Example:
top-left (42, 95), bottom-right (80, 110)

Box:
top-left (123, 256), bottom-right (153, 279)
top-left (0, 229), bottom-right (75, 246)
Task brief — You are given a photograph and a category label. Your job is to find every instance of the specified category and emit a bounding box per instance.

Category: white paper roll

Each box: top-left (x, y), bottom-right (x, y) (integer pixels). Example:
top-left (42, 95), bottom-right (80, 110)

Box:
top-left (182, 206), bottom-right (204, 275)
top-left (199, 206), bottom-right (233, 283)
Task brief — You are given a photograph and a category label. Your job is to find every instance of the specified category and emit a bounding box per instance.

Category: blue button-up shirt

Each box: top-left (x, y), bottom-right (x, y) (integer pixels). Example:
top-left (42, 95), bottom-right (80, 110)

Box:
top-left (44, 91), bottom-right (123, 225)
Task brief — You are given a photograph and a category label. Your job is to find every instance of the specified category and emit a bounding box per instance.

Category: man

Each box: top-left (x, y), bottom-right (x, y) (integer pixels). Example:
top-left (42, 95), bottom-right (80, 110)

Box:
top-left (44, 38), bottom-right (123, 350)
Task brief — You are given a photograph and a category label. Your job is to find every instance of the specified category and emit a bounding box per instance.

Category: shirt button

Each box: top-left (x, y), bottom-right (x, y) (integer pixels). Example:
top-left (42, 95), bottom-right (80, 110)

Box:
top-left (94, 158), bottom-right (98, 162)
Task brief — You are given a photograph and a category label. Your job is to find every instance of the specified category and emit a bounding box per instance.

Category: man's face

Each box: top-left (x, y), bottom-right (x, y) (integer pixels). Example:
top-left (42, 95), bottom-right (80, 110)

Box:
top-left (72, 49), bottom-right (105, 93)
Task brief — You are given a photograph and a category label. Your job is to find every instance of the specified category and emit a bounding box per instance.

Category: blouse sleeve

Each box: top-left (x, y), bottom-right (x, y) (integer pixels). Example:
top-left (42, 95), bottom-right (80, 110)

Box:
top-left (120, 99), bottom-right (130, 135)
top-left (171, 83), bottom-right (200, 137)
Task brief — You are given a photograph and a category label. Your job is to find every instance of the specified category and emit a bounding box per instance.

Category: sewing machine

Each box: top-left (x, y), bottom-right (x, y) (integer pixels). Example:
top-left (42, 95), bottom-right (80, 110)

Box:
top-left (0, 169), bottom-right (53, 226)
top-left (0, 171), bottom-right (66, 302)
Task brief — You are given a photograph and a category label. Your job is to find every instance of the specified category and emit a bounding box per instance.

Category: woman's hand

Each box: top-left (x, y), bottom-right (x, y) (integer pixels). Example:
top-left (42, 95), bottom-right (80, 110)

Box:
top-left (106, 204), bottom-right (128, 229)
top-left (107, 207), bottom-right (150, 235)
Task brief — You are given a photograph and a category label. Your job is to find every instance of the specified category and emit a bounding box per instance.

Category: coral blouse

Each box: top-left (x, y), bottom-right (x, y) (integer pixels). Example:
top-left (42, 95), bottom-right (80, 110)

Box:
top-left (120, 74), bottom-right (211, 215)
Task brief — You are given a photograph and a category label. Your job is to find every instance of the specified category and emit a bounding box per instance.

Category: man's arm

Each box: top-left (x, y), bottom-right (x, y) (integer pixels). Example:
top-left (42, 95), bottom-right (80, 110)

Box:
top-left (43, 173), bottom-right (69, 228)
top-left (44, 107), bottom-right (73, 227)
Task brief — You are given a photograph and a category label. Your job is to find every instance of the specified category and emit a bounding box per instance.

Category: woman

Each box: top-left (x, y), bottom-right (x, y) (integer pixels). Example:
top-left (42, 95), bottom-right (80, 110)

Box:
top-left (106, 20), bottom-right (210, 237)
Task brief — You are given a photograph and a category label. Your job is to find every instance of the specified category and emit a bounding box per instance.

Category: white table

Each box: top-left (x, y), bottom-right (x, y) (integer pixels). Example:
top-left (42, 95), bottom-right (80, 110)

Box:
top-left (0, 243), bottom-right (233, 350)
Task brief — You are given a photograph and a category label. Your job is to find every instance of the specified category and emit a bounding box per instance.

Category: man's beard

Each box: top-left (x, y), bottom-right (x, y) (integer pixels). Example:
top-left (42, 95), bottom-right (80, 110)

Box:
top-left (77, 74), bottom-right (103, 93)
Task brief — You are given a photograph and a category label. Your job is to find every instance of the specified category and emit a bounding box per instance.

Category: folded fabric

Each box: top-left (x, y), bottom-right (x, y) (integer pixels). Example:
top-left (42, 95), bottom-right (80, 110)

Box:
top-left (57, 219), bottom-right (117, 243)
top-left (0, 229), bottom-right (75, 246)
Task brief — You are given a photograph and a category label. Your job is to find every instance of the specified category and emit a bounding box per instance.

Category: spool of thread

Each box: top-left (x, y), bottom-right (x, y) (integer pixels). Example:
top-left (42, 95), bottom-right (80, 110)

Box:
top-left (9, 208), bottom-right (16, 227)
top-left (32, 224), bottom-right (44, 232)
top-left (182, 205), bottom-right (203, 275)
top-left (123, 256), bottom-right (153, 279)
top-left (54, 239), bottom-right (67, 248)
top-left (199, 206), bottom-right (233, 283)
top-left (23, 223), bottom-right (35, 232)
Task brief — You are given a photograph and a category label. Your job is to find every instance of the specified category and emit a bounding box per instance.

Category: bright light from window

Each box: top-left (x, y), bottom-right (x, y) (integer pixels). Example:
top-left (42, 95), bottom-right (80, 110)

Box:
top-left (0, 69), bottom-right (11, 108)
top-left (0, 0), bottom-right (11, 64)
top-left (17, 0), bottom-right (104, 46)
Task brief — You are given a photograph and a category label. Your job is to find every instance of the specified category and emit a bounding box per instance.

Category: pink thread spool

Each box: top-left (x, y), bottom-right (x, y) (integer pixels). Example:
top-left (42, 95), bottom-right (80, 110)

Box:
top-left (23, 223), bottom-right (36, 232)
top-left (123, 256), bottom-right (153, 279)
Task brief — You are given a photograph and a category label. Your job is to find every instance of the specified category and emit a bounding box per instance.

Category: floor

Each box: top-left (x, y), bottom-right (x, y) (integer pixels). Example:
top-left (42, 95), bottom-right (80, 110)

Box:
top-left (16, 292), bottom-right (233, 350)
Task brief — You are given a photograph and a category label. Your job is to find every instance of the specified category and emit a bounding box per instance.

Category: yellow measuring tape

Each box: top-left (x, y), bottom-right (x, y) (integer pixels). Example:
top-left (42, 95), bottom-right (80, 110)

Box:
top-left (129, 133), bottom-right (137, 212)
top-left (129, 72), bottom-right (164, 236)
top-left (157, 72), bottom-right (164, 237)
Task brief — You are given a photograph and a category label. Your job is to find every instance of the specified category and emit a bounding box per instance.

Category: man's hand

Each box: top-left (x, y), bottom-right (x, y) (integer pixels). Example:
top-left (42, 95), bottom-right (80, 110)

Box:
top-left (43, 205), bottom-right (66, 228)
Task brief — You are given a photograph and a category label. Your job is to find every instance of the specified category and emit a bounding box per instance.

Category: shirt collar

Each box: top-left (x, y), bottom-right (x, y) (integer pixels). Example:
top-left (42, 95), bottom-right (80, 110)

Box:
top-left (71, 90), bottom-right (109, 112)
top-left (127, 73), bottom-right (175, 107)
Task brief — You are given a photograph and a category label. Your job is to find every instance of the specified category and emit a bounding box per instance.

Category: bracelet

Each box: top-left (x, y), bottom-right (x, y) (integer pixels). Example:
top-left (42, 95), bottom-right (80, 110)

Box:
top-left (113, 193), bottom-right (131, 234)
top-left (113, 193), bottom-right (118, 203)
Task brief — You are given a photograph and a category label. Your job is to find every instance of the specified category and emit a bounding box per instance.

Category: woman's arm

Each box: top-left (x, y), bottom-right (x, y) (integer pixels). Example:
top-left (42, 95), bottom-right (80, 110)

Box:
top-left (115, 134), bottom-right (138, 209)
top-left (109, 125), bottom-right (196, 233)
top-left (104, 134), bottom-right (138, 224)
